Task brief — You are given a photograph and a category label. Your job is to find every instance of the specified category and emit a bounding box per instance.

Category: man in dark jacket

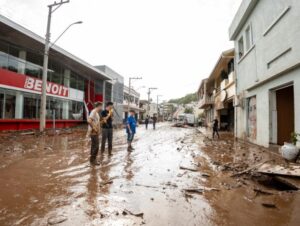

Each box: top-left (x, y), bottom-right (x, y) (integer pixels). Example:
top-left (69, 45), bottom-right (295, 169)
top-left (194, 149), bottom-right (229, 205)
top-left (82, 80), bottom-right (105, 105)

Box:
top-left (153, 114), bottom-right (157, 130)
top-left (100, 102), bottom-right (114, 156)
top-left (145, 115), bottom-right (149, 130)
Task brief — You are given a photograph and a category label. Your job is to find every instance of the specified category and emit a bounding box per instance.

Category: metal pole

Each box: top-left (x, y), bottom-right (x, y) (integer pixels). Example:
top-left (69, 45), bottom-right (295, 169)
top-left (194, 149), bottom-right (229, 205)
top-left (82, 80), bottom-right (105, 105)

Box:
top-left (40, 5), bottom-right (52, 132)
top-left (127, 78), bottom-right (131, 119)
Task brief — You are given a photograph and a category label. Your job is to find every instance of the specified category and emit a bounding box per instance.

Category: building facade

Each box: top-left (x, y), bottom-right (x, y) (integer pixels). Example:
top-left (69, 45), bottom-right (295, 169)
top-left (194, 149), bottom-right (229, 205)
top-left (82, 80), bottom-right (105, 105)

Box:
top-left (0, 15), bottom-right (112, 130)
top-left (229, 0), bottom-right (300, 147)
top-left (95, 65), bottom-right (124, 126)
top-left (122, 86), bottom-right (143, 121)
top-left (198, 49), bottom-right (236, 130)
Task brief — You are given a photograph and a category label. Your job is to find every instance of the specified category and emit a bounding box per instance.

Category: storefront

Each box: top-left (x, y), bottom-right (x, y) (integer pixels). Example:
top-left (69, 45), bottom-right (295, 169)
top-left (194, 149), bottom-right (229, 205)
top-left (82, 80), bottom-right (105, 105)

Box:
top-left (0, 15), bottom-right (112, 130)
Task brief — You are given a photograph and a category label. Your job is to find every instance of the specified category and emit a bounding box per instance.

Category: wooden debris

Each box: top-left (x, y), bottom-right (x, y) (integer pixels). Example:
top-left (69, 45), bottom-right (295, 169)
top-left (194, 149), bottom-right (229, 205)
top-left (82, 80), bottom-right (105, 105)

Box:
top-left (122, 209), bottom-right (144, 218)
top-left (253, 188), bottom-right (273, 196)
top-left (99, 179), bottom-right (113, 187)
top-left (183, 187), bottom-right (219, 194)
top-left (262, 203), bottom-right (277, 209)
top-left (179, 166), bottom-right (198, 172)
top-left (231, 161), bottom-right (270, 177)
top-left (257, 163), bottom-right (300, 178)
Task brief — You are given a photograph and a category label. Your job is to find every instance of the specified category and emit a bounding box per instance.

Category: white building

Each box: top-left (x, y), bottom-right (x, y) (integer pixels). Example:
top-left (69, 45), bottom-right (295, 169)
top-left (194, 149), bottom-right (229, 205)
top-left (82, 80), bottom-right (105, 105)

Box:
top-left (229, 0), bottom-right (300, 147)
top-left (122, 86), bottom-right (143, 121)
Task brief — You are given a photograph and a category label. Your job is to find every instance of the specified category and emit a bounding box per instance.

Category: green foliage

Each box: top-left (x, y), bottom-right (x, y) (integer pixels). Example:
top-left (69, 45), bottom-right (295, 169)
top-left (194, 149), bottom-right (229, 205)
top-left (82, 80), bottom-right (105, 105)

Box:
top-left (184, 107), bottom-right (194, 114)
top-left (291, 132), bottom-right (300, 145)
top-left (169, 93), bottom-right (197, 105)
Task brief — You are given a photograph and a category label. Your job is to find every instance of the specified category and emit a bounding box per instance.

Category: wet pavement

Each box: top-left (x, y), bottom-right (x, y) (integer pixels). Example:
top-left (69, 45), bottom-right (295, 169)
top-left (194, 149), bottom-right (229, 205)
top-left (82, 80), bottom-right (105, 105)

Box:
top-left (0, 123), bottom-right (299, 226)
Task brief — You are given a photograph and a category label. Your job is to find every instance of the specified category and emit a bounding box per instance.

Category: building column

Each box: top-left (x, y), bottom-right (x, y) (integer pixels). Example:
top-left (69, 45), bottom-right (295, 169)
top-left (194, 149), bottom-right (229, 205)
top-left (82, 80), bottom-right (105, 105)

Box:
top-left (17, 50), bottom-right (26, 74)
top-left (62, 101), bottom-right (69, 120)
top-left (15, 91), bottom-right (23, 119)
top-left (294, 79), bottom-right (300, 147)
top-left (103, 81), bottom-right (106, 104)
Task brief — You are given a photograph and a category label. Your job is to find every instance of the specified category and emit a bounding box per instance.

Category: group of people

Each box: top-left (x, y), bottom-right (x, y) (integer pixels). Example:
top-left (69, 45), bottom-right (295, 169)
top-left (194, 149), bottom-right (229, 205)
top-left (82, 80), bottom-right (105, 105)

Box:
top-left (144, 114), bottom-right (157, 130)
top-left (87, 101), bottom-right (137, 165)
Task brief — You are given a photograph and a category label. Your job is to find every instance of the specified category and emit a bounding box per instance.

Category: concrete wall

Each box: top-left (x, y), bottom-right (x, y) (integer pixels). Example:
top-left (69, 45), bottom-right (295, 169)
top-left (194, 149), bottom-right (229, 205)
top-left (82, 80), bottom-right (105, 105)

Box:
top-left (231, 0), bottom-right (300, 147)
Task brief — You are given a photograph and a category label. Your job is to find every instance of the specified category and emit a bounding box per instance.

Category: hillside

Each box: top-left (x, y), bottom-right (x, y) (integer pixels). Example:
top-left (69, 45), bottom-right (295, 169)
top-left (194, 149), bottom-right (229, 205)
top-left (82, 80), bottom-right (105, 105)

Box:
top-left (168, 92), bottom-right (198, 105)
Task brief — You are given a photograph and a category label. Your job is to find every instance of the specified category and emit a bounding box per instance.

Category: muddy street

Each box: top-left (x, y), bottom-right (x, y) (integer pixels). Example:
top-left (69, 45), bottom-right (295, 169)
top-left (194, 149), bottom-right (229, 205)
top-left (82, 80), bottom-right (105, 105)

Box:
top-left (0, 123), bottom-right (300, 226)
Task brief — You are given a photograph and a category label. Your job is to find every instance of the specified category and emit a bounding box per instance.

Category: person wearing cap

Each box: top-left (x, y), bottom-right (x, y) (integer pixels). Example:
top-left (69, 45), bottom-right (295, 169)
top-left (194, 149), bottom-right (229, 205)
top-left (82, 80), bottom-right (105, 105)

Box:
top-left (87, 102), bottom-right (102, 165)
top-left (100, 102), bottom-right (114, 156)
top-left (126, 109), bottom-right (137, 151)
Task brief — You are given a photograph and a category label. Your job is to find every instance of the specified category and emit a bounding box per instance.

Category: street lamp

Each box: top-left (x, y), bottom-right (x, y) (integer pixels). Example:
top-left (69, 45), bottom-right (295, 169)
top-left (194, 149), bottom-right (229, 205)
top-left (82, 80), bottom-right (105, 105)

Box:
top-left (147, 87), bottom-right (157, 112)
top-left (40, 0), bottom-right (83, 132)
top-left (128, 77), bottom-right (142, 117)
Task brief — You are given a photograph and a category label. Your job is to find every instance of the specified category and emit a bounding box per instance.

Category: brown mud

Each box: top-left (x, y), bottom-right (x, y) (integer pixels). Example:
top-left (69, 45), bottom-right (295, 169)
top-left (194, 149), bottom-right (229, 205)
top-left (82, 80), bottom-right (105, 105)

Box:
top-left (0, 123), bottom-right (299, 226)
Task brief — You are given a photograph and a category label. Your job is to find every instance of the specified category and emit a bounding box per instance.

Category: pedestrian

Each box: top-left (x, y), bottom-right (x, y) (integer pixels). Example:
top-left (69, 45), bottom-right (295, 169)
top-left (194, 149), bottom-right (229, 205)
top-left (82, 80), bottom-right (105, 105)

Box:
top-left (145, 115), bottom-right (149, 130)
top-left (87, 102), bottom-right (102, 165)
top-left (153, 114), bottom-right (157, 130)
top-left (212, 117), bottom-right (220, 139)
top-left (100, 102), bottom-right (114, 156)
top-left (126, 109), bottom-right (137, 151)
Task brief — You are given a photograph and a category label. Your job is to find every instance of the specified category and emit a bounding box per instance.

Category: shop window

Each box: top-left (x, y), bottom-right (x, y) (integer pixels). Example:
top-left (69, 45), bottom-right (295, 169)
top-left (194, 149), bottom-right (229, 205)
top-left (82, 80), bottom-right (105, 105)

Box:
top-left (70, 73), bottom-right (78, 89)
top-left (24, 95), bottom-right (40, 119)
top-left (70, 101), bottom-right (83, 120)
top-left (25, 51), bottom-right (43, 78)
top-left (46, 97), bottom-right (63, 120)
top-left (95, 80), bottom-right (103, 94)
top-left (0, 93), bottom-right (3, 118)
top-left (49, 61), bottom-right (63, 84)
top-left (77, 76), bottom-right (85, 91)
top-left (0, 41), bottom-right (9, 70)
top-left (238, 37), bottom-right (244, 59)
top-left (4, 94), bottom-right (16, 119)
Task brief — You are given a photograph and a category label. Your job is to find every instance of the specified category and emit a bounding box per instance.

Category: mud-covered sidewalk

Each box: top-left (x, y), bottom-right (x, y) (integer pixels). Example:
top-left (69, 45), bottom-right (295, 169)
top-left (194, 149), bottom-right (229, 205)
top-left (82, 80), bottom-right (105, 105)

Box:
top-left (0, 123), bottom-right (299, 226)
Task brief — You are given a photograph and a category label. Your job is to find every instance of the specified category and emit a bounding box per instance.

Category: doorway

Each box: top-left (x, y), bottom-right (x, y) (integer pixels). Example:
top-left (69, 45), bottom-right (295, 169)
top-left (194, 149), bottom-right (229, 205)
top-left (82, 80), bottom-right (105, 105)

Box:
top-left (276, 85), bottom-right (294, 145)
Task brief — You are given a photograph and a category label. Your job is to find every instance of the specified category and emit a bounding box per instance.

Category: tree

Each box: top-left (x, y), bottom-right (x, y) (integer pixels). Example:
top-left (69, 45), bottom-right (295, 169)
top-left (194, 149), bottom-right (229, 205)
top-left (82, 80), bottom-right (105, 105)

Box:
top-left (184, 107), bottom-right (194, 114)
top-left (168, 92), bottom-right (197, 105)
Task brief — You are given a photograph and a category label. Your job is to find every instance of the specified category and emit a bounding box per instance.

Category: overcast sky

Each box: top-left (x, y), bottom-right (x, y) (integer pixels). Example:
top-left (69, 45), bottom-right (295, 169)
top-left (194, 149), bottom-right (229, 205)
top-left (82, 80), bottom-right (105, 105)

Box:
top-left (0, 0), bottom-right (242, 101)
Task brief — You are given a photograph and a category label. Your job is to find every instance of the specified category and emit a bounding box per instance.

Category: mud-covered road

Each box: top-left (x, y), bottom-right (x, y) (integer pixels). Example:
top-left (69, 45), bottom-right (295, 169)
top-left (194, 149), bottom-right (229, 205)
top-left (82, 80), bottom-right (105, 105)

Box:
top-left (0, 123), bottom-right (299, 226)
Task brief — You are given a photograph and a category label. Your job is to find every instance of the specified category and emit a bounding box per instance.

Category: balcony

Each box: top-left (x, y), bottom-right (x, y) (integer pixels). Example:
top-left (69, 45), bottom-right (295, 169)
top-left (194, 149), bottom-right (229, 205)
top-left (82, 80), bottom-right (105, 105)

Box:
top-left (198, 95), bottom-right (214, 109)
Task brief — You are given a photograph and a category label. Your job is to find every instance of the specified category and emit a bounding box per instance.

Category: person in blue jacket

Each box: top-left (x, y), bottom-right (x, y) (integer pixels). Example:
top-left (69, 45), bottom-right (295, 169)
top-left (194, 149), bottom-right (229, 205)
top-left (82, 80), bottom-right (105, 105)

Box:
top-left (126, 109), bottom-right (137, 151)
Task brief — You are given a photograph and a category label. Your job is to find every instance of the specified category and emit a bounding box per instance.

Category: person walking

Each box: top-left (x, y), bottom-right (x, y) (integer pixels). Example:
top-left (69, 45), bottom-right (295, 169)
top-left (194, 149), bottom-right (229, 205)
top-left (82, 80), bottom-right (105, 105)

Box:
top-left (212, 117), bottom-right (220, 139)
top-left (100, 102), bottom-right (114, 156)
top-left (153, 114), bottom-right (157, 130)
top-left (87, 102), bottom-right (102, 165)
top-left (145, 115), bottom-right (149, 130)
top-left (126, 110), bottom-right (137, 151)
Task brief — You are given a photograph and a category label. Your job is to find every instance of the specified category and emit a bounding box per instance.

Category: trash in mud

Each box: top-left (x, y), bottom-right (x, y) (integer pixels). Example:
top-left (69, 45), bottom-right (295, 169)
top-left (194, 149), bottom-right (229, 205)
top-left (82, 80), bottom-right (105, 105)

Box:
top-left (231, 161), bottom-right (270, 177)
top-left (99, 179), bottom-right (114, 187)
top-left (201, 173), bottom-right (210, 177)
top-left (135, 183), bottom-right (158, 189)
top-left (47, 215), bottom-right (68, 225)
top-left (253, 188), bottom-right (274, 196)
top-left (179, 166), bottom-right (199, 172)
top-left (256, 175), bottom-right (299, 191)
top-left (183, 187), bottom-right (219, 194)
top-left (122, 209), bottom-right (144, 218)
top-left (261, 203), bottom-right (277, 209)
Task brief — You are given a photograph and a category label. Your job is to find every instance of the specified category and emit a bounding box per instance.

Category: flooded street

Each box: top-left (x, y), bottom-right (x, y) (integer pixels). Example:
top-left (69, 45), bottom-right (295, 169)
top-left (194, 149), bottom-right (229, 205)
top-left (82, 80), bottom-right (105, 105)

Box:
top-left (0, 123), bottom-right (300, 226)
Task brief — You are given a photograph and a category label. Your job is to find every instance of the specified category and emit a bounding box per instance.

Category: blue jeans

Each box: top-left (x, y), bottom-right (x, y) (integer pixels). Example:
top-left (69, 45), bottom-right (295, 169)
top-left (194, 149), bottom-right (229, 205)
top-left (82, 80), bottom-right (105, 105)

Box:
top-left (127, 133), bottom-right (135, 142)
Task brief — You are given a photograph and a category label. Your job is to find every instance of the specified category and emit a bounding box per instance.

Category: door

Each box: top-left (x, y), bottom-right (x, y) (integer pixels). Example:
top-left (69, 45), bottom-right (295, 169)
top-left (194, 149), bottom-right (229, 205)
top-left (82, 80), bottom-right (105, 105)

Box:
top-left (276, 86), bottom-right (294, 145)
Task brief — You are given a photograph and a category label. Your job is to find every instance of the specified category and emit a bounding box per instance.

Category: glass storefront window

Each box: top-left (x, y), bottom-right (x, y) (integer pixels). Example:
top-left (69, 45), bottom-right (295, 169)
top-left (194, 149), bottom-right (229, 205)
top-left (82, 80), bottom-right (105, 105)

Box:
top-left (95, 80), bottom-right (103, 93)
top-left (77, 77), bottom-right (85, 91)
top-left (23, 94), bottom-right (40, 119)
top-left (69, 101), bottom-right (83, 120)
top-left (70, 73), bottom-right (77, 89)
top-left (4, 94), bottom-right (16, 119)
top-left (0, 42), bottom-right (9, 70)
top-left (46, 97), bottom-right (63, 120)
top-left (0, 93), bottom-right (3, 119)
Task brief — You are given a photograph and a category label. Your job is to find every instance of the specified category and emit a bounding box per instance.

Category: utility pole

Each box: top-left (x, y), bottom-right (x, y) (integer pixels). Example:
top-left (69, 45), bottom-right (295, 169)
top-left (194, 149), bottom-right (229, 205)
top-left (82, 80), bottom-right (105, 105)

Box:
top-left (156, 95), bottom-right (162, 116)
top-left (128, 77), bottom-right (142, 118)
top-left (40, 0), bottom-right (70, 132)
top-left (147, 87), bottom-right (157, 113)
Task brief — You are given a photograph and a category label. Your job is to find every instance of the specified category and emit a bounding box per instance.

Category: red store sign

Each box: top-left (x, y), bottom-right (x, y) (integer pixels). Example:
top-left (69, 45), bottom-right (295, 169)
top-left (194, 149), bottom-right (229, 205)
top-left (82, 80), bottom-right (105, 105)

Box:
top-left (0, 68), bottom-right (69, 97)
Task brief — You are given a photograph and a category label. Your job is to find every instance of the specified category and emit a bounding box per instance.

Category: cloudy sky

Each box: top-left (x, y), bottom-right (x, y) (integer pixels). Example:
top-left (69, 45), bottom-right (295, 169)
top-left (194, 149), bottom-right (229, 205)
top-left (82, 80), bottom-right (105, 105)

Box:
top-left (0, 0), bottom-right (242, 101)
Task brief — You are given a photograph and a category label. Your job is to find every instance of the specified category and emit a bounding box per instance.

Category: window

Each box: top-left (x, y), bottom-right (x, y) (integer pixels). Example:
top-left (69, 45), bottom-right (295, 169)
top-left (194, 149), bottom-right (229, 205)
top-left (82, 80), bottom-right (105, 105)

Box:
top-left (0, 41), bottom-right (9, 70)
top-left (238, 37), bottom-right (244, 59)
top-left (0, 93), bottom-right (3, 118)
top-left (70, 73), bottom-right (78, 89)
top-left (70, 101), bottom-right (83, 120)
top-left (77, 76), bottom-right (85, 91)
top-left (46, 97), bottom-right (63, 119)
top-left (25, 51), bottom-right (43, 78)
top-left (245, 25), bottom-right (253, 50)
top-left (23, 94), bottom-right (40, 119)
top-left (4, 94), bottom-right (16, 119)
top-left (95, 80), bottom-right (103, 94)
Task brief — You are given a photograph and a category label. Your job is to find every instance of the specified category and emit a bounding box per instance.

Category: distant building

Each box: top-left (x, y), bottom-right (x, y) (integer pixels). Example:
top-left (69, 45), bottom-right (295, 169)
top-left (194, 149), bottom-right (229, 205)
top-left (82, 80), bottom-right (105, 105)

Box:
top-left (162, 102), bottom-right (177, 120)
top-left (122, 86), bottom-right (143, 121)
top-left (95, 65), bottom-right (124, 125)
top-left (229, 0), bottom-right (300, 147)
top-left (198, 49), bottom-right (235, 131)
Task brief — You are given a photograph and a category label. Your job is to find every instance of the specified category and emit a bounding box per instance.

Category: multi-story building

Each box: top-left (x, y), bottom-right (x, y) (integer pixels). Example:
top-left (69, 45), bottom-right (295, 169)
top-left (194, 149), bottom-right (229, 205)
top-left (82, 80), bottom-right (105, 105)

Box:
top-left (229, 0), bottom-right (300, 147)
top-left (95, 65), bottom-right (124, 125)
top-left (0, 15), bottom-right (113, 130)
top-left (162, 102), bottom-right (177, 120)
top-left (198, 49), bottom-right (235, 130)
top-left (122, 86), bottom-right (143, 121)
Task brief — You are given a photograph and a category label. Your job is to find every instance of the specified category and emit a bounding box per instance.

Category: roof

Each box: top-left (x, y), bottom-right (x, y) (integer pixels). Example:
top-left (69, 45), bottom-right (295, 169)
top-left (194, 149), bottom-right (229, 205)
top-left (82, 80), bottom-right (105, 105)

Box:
top-left (207, 48), bottom-right (234, 81)
top-left (0, 14), bottom-right (112, 81)
top-left (229, 0), bottom-right (259, 40)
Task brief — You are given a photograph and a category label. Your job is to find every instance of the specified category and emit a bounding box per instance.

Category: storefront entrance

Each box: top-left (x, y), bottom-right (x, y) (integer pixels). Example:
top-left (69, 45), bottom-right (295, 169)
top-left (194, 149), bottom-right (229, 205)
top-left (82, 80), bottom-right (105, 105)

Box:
top-left (276, 85), bottom-right (294, 145)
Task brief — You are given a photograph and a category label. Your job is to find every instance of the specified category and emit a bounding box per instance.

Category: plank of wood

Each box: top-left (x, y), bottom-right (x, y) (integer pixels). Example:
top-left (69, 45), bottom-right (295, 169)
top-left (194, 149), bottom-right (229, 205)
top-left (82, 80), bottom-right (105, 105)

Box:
top-left (257, 163), bottom-right (300, 178)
